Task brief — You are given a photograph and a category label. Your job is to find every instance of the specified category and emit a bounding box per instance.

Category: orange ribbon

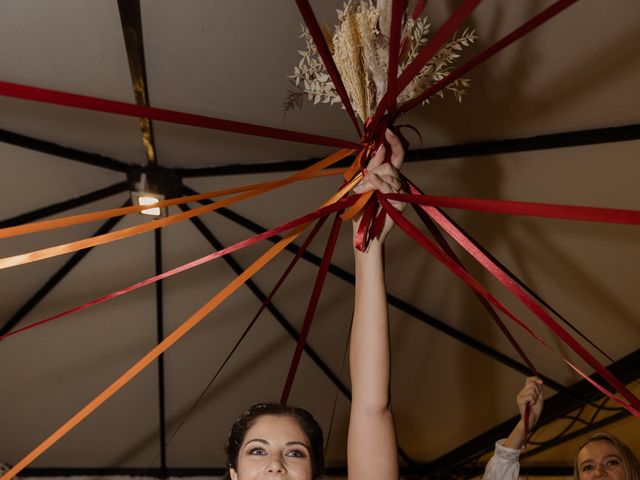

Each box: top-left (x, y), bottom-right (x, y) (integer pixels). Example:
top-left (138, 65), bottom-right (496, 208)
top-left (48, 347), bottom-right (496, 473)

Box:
top-left (0, 149), bottom-right (355, 270)
top-left (0, 151), bottom-right (361, 480)
top-left (0, 168), bottom-right (343, 240)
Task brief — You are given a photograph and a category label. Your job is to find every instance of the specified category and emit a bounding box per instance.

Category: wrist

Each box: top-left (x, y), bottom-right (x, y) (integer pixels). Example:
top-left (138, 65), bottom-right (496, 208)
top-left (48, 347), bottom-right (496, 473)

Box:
top-left (503, 419), bottom-right (527, 450)
top-left (354, 238), bottom-right (383, 258)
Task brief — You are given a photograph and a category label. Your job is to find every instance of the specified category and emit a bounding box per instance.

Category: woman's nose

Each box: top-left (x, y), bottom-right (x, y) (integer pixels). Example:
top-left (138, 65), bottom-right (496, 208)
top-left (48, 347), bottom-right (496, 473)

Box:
top-left (267, 458), bottom-right (286, 474)
top-left (593, 464), bottom-right (606, 478)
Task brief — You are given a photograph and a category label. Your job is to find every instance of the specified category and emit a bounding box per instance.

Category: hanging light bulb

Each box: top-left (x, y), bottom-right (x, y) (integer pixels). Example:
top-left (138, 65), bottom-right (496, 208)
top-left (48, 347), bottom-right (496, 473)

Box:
top-left (128, 169), bottom-right (181, 218)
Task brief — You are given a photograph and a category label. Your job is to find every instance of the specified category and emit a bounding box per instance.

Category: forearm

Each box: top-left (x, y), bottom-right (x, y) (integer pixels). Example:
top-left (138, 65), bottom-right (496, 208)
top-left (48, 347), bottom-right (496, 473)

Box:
top-left (350, 240), bottom-right (391, 410)
top-left (503, 419), bottom-right (527, 450)
top-left (348, 239), bottom-right (398, 480)
top-left (347, 128), bottom-right (403, 480)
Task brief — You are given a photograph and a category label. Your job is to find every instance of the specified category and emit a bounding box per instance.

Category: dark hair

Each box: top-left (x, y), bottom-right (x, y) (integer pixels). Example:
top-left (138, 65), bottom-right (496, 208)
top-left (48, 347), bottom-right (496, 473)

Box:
top-left (225, 403), bottom-right (324, 480)
top-left (573, 432), bottom-right (640, 480)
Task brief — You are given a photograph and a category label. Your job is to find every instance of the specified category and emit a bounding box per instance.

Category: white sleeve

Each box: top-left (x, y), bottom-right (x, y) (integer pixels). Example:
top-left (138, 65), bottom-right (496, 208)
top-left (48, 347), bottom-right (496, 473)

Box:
top-left (482, 439), bottom-right (522, 480)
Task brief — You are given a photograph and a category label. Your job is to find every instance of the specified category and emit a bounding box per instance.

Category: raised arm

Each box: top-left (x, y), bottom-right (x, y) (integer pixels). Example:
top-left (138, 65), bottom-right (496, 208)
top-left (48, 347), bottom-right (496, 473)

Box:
top-left (505, 376), bottom-right (544, 449)
top-left (348, 129), bottom-right (404, 480)
top-left (483, 376), bottom-right (544, 480)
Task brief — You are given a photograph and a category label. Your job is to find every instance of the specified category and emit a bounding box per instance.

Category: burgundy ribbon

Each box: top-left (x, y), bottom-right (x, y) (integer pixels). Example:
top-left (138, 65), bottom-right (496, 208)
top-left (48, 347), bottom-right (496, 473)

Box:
top-left (197, 215), bottom-right (330, 401)
top-left (423, 204), bottom-right (640, 409)
top-left (399, 0), bottom-right (579, 113)
top-left (0, 196), bottom-right (356, 341)
top-left (406, 182), bottom-right (537, 375)
top-left (255, 216), bottom-right (329, 329)
top-left (281, 213), bottom-right (343, 403)
top-left (401, 177), bottom-right (632, 370)
top-left (368, 0), bottom-right (482, 133)
top-left (352, 127), bottom-right (410, 252)
top-left (385, 0), bottom-right (404, 114)
top-left (376, 192), bottom-right (640, 417)
top-left (295, 0), bottom-right (362, 137)
top-left (162, 216), bottom-right (329, 448)
top-left (411, 0), bottom-right (427, 20)
top-left (385, 193), bottom-right (640, 225)
top-left (378, 194), bottom-right (551, 344)
top-left (524, 403), bottom-right (531, 443)
top-left (354, 196), bottom-right (380, 251)
top-left (410, 193), bottom-right (622, 366)
top-left (0, 81), bottom-right (359, 150)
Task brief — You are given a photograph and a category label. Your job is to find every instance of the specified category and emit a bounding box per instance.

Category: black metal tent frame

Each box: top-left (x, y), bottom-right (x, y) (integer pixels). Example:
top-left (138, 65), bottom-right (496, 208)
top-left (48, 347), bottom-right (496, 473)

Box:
top-left (3, 122), bottom-right (639, 478)
top-left (2, 2), bottom-right (639, 477)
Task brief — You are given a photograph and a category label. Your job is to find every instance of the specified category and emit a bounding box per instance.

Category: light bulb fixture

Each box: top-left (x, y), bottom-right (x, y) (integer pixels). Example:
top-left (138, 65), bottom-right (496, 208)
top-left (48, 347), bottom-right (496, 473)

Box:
top-left (128, 167), bottom-right (182, 218)
top-left (131, 191), bottom-right (164, 216)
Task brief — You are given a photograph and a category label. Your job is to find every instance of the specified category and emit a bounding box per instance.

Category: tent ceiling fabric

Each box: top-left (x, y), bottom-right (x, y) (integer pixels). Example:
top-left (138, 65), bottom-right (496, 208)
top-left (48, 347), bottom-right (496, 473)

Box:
top-left (0, 0), bottom-right (639, 477)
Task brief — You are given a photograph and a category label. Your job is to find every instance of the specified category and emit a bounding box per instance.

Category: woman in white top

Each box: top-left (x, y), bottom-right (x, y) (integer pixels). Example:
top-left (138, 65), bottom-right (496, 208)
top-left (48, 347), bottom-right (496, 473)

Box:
top-left (483, 377), bottom-right (640, 480)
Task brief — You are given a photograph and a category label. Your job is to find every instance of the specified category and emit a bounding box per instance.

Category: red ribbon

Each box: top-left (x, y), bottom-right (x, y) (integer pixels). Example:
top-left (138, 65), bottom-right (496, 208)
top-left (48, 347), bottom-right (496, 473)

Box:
top-left (411, 0), bottom-right (427, 20)
top-left (295, 0), bottom-right (362, 137)
top-left (401, 178), bottom-right (636, 371)
top-left (377, 192), bottom-right (640, 416)
top-left (385, 192), bottom-right (640, 225)
top-left (368, 0), bottom-right (482, 133)
top-left (424, 206), bottom-right (640, 410)
top-left (0, 196), bottom-right (356, 341)
top-left (198, 216), bottom-right (330, 403)
top-left (353, 196), bottom-right (379, 251)
top-left (3, 1), bottom-right (629, 476)
top-left (377, 193), bottom-right (640, 417)
top-left (351, 131), bottom-right (406, 251)
top-left (524, 403), bottom-right (531, 443)
top-left (406, 190), bottom-right (622, 366)
top-left (399, 0), bottom-right (579, 113)
top-left (281, 213), bottom-right (343, 403)
top-left (385, 0), bottom-right (404, 114)
top-left (407, 184), bottom-right (537, 375)
top-left (0, 80), bottom-right (359, 150)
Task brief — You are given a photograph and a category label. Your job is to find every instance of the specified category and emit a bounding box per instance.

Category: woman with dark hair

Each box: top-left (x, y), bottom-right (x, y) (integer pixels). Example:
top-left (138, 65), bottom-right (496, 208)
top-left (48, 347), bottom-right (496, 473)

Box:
top-left (224, 128), bottom-right (405, 480)
top-left (225, 403), bottom-right (325, 480)
top-left (483, 377), bottom-right (640, 479)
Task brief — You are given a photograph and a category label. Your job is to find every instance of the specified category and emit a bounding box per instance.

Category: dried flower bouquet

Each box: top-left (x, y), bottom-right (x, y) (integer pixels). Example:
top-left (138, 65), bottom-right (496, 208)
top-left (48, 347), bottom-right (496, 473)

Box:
top-left (286, 0), bottom-right (477, 121)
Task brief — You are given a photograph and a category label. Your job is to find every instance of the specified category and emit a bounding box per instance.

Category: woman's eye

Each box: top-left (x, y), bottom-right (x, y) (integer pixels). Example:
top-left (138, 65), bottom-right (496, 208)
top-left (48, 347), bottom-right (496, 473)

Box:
top-left (286, 449), bottom-right (305, 458)
top-left (249, 447), bottom-right (267, 455)
top-left (605, 459), bottom-right (620, 466)
top-left (581, 464), bottom-right (594, 472)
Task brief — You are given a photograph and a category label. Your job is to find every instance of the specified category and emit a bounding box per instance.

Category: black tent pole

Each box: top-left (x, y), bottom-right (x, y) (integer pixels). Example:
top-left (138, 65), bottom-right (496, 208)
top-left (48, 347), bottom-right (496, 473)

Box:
top-left (0, 199), bottom-right (130, 337)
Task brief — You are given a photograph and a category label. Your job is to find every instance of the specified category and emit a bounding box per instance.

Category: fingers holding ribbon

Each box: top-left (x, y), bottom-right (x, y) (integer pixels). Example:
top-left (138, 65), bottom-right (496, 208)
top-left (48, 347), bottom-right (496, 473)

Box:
top-left (354, 128), bottom-right (405, 195)
top-left (516, 376), bottom-right (544, 429)
top-left (351, 128), bottom-right (407, 246)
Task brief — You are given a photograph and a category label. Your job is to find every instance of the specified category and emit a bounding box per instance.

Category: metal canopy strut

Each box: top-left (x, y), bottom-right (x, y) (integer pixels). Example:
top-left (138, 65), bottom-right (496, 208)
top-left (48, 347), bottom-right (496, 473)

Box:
top-left (175, 123), bottom-right (640, 177)
top-left (425, 349), bottom-right (640, 476)
top-left (1, 125), bottom-right (636, 474)
top-left (0, 182), bottom-right (128, 230)
top-left (0, 200), bottom-right (129, 337)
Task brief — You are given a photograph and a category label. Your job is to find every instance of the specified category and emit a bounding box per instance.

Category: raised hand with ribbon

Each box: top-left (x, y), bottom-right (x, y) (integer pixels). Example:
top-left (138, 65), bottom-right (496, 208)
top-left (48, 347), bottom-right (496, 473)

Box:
top-left (351, 128), bottom-right (407, 250)
top-left (348, 127), bottom-right (406, 480)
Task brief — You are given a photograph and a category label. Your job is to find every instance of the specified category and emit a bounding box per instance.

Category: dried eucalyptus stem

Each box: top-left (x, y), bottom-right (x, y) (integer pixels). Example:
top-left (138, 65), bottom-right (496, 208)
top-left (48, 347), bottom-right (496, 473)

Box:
top-left (287, 0), bottom-right (477, 121)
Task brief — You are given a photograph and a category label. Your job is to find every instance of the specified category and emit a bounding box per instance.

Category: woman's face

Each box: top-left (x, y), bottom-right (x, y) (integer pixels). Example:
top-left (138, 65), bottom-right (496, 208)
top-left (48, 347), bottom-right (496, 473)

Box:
top-left (229, 414), bottom-right (313, 480)
top-left (577, 440), bottom-right (627, 480)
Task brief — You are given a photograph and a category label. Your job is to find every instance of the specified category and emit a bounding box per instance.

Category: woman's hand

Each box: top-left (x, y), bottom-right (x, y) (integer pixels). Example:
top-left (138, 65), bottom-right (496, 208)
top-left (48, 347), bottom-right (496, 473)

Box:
top-left (504, 376), bottom-right (544, 449)
top-left (517, 376), bottom-right (544, 429)
top-left (352, 128), bottom-right (406, 244)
